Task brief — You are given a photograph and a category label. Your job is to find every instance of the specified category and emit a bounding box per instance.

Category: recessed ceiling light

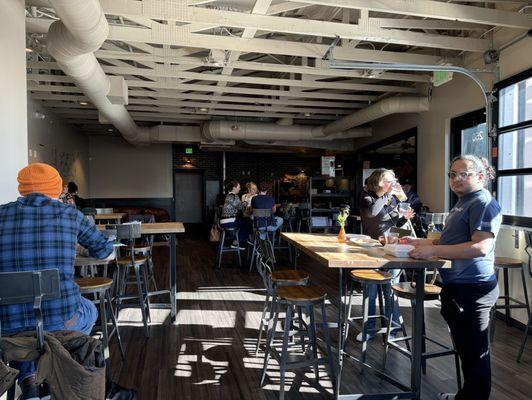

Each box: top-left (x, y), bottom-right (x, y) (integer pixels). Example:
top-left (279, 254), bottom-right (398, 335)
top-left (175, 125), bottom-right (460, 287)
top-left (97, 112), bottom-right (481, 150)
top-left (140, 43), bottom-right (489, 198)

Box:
top-left (199, 107), bottom-right (208, 112)
top-left (79, 101), bottom-right (88, 106)
top-left (303, 112), bottom-right (312, 117)
top-left (25, 48), bottom-right (33, 53)
top-left (107, 128), bottom-right (113, 132)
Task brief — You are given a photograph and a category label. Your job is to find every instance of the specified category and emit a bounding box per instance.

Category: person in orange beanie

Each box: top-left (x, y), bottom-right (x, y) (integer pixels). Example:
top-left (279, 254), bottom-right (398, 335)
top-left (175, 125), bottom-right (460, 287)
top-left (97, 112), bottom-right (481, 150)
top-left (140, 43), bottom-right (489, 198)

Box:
top-left (17, 162), bottom-right (63, 199)
top-left (0, 163), bottom-right (113, 400)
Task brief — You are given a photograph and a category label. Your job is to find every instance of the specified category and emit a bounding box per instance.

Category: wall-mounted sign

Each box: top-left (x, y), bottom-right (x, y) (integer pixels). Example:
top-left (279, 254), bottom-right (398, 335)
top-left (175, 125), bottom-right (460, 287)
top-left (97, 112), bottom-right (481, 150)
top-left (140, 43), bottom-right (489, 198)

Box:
top-left (185, 147), bottom-right (193, 154)
top-left (321, 156), bottom-right (335, 177)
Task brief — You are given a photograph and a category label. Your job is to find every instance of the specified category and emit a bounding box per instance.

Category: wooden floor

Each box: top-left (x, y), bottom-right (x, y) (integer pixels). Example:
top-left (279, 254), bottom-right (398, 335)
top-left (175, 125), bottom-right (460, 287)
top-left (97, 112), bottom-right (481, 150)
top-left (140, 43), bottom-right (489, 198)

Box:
top-left (109, 228), bottom-right (532, 400)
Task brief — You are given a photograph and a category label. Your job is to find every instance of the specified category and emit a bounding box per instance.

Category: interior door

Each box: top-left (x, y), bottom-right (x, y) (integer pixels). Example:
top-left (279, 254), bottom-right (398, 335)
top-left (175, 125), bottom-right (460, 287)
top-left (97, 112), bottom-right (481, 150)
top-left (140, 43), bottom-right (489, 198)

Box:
top-left (174, 172), bottom-right (203, 223)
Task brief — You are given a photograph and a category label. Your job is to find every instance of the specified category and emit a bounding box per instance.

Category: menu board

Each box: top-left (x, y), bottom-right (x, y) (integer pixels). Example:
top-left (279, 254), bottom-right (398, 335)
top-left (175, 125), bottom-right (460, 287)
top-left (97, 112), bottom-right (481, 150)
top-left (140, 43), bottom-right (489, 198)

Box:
top-left (321, 156), bottom-right (335, 177)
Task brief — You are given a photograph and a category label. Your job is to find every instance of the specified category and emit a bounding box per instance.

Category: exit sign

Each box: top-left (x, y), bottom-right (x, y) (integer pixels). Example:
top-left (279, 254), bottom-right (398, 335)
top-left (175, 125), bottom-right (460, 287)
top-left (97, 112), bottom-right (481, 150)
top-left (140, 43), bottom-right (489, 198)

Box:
top-left (433, 71), bottom-right (453, 87)
top-left (185, 147), bottom-right (193, 154)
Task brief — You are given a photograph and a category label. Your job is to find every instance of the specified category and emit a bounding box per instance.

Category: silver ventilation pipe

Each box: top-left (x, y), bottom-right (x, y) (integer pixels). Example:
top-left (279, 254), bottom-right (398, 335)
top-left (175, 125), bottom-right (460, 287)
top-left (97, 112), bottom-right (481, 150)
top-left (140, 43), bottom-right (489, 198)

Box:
top-left (202, 96), bottom-right (429, 142)
top-left (46, 0), bottom-right (149, 145)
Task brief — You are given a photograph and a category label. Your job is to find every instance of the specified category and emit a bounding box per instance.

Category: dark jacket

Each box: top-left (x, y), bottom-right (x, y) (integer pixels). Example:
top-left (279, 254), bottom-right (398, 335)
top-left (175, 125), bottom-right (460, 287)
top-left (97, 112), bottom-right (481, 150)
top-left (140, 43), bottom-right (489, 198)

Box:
top-left (358, 189), bottom-right (405, 239)
top-left (1, 330), bottom-right (105, 400)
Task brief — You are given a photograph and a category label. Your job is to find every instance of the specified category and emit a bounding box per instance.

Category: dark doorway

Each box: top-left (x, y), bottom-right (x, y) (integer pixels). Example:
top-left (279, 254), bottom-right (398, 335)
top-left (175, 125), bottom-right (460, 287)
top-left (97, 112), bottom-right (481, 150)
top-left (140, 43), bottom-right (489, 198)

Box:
top-left (174, 171), bottom-right (204, 223)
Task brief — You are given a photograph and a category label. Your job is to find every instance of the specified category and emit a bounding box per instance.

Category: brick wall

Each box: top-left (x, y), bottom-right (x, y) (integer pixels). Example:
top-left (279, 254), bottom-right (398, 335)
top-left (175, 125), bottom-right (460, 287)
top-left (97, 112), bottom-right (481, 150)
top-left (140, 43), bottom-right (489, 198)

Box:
top-left (172, 145), bottom-right (357, 190)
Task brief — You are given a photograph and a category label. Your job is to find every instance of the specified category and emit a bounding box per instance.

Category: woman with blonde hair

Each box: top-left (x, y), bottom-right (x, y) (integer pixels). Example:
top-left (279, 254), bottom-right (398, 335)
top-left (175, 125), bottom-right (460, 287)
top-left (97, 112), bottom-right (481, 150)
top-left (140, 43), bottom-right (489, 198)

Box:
top-left (241, 181), bottom-right (258, 204)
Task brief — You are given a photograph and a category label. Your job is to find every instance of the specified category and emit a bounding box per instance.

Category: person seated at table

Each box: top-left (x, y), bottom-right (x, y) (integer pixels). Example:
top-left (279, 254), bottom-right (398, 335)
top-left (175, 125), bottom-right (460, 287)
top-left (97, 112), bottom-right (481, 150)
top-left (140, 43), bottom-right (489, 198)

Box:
top-left (404, 155), bottom-right (501, 400)
top-left (358, 168), bottom-right (414, 341)
top-left (251, 183), bottom-right (284, 237)
top-left (241, 181), bottom-right (258, 204)
top-left (0, 163), bottom-right (113, 400)
top-left (220, 179), bottom-right (250, 250)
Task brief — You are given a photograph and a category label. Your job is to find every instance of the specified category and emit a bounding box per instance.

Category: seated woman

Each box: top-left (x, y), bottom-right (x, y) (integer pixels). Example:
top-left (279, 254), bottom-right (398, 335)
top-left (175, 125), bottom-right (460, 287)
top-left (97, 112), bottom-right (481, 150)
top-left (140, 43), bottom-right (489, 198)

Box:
top-left (241, 181), bottom-right (258, 217)
top-left (220, 179), bottom-right (250, 250)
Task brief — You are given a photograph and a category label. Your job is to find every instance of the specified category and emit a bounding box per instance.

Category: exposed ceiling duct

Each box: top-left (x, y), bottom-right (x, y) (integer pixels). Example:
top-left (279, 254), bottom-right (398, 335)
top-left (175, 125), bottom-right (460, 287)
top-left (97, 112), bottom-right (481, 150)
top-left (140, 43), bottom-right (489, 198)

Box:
top-left (41, 1), bottom-right (429, 148)
top-left (46, 0), bottom-right (149, 145)
top-left (202, 96), bottom-right (429, 142)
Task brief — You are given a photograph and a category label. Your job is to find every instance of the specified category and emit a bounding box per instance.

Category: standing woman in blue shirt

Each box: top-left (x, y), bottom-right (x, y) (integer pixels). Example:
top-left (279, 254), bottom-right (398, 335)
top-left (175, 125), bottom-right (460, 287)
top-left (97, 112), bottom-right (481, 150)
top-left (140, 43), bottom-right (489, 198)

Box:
top-left (405, 155), bottom-right (501, 400)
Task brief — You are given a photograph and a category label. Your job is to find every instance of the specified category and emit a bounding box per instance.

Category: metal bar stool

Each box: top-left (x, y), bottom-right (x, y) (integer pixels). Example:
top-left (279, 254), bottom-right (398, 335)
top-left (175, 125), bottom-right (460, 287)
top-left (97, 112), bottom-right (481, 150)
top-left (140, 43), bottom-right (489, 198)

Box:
top-left (260, 284), bottom-right (335, 400)
top-left (344, 269), bottom-right (393, 363)
top-left (518, 233), bottom-right (532, 362)
top-left (115, 223), bottom-right (151, 338)
top-left (76, 277), bottom-right (125, 375)
top-left (490, 257), bottom-right (530, 342)
top-left (254, 236), bottom-right (309, 355)
top-left (215, 223), bottom-right (242, 269)
top-left (383, 277), bottom-right (461, 389)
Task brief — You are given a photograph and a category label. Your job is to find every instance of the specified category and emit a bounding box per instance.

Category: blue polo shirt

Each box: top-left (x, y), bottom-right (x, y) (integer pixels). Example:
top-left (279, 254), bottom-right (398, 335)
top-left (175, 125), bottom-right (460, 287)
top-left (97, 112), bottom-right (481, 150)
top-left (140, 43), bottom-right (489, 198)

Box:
top-left (439, 188), bottom-right (501, 285)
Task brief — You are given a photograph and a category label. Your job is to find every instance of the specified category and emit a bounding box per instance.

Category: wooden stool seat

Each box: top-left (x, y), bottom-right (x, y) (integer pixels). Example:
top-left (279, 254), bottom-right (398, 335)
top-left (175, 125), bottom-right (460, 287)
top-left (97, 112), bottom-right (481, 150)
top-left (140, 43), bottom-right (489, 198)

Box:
top-left (495, 257), bottom-right (524, 268)
top-left (392, 282), bottom-right (441, 301)
top-left (271, 269), bottom-right (309, 285)
top-left (350, 269), bottom-right (393, 283)
top-left (116, 256), bottom-right (148, 266)
top-left (76, 277), bottom-right (113, 291)
top-left (277, 284), bottom-right (326, 303)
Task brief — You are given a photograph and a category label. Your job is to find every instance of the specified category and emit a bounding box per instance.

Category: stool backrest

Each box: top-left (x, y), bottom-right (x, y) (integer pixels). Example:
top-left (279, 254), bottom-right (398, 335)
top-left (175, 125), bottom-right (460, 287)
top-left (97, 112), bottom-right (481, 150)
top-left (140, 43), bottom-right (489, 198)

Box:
top-left (130, 215), bottom-right (155, 246)
top-left (253, 208), bottom-right (272, 229)
top-left (116, 223), bottom-right (141, 241)
top-left (0, 269), bottom-right (60, 353)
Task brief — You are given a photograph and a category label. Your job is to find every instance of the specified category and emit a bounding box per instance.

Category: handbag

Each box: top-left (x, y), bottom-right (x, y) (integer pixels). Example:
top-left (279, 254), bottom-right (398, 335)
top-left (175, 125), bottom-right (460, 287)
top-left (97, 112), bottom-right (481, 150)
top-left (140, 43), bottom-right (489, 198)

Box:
top-left (209, 224), bottom-right (220, 242)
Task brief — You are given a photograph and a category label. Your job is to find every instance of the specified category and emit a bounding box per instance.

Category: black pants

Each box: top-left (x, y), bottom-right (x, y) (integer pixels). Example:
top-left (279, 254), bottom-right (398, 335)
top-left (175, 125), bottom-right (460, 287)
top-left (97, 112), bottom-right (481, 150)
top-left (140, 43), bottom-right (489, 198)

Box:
top-left (440, 280), bottom-right (498, 400)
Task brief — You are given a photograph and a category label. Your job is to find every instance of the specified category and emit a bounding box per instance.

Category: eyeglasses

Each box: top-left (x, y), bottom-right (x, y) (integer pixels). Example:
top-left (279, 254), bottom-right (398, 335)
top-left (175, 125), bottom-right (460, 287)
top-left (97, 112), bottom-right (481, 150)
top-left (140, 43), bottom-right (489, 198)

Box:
top-left (447, 171), bottom-right (477, 181)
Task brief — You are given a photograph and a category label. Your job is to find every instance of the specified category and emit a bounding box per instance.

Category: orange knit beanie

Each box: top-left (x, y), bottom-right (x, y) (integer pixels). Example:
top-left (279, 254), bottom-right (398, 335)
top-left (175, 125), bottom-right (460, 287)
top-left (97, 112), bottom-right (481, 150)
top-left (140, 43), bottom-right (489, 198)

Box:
top-left (17, 163), bottom-right (63, 199)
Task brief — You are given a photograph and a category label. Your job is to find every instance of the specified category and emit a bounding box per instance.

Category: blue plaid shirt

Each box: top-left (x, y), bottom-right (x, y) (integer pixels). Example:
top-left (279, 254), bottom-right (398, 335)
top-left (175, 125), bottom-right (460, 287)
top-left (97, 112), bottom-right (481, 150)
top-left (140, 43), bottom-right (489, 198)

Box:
top-left (0, 194), bottom-right (113, 333)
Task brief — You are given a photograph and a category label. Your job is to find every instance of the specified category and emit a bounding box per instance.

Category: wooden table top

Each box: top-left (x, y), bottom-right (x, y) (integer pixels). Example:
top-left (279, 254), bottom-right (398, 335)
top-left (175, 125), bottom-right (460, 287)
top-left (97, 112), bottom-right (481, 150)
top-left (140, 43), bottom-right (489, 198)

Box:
top-left (94, 213), bottom-right (127, 220)
top-left (96, 221), bottom-right (185, 234)
top-left (281, 233), bottom-right (451, 269)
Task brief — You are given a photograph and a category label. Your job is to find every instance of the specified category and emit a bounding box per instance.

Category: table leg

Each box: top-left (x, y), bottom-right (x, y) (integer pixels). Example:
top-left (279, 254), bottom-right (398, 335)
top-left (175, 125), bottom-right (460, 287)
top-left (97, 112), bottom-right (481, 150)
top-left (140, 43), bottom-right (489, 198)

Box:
top-left (503, 268), bottom-right (511, 325)
top-left (170, 233), bottom-right (177, 323)
top-left (410, 269), bottom-right (426, 400)
top-left (335, 268), bottom-right (344, 400)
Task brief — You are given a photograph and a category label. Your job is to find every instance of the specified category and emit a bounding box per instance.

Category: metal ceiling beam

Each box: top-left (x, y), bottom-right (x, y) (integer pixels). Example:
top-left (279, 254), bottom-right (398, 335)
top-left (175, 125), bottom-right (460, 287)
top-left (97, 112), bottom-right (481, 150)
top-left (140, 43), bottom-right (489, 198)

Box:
top-left (28, 61), bottom-right (418, 93)
top-left (286, 0), bottom-right (532, 29)
top-left (97, 0), bottom-right (490, 52)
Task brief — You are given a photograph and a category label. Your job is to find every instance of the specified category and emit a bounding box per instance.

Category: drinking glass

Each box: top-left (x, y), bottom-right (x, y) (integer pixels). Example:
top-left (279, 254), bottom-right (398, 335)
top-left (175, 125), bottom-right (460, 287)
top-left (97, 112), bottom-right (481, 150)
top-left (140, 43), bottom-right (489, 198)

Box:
top-left (385, 232), bottom-right (399, 245)
top-left (398, 202), bottom-right (410, 217)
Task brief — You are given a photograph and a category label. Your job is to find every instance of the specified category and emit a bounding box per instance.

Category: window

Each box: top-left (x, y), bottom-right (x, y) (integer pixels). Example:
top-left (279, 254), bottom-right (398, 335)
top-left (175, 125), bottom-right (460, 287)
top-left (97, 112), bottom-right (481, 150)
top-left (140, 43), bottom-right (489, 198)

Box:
top-left (494, 68), bottom-right (532, 226)
top-left (450, 109), bottom-right (488, 207)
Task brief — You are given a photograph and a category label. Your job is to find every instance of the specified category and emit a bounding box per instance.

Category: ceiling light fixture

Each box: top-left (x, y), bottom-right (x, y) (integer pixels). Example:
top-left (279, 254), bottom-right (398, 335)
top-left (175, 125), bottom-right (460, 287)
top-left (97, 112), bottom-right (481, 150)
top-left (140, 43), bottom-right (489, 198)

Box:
top-left (25, 48), bottom-right (33, 53)
top-left (107, 128), bottom-right (113, 132)
top-left (79, 101), bottom-right (88, 106)
top-left (199, 107), bottom-right (208, 112)
top-left (303, 112), bottom-right (312, 117)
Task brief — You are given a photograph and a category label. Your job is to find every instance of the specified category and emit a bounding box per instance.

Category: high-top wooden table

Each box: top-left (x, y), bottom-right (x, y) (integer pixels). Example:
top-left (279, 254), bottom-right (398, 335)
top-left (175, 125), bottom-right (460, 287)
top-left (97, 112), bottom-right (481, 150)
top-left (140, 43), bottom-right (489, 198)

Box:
top-left (281, 233), bottom-right (451, 400)
top-left (97, 222), bottom-right (185, 323)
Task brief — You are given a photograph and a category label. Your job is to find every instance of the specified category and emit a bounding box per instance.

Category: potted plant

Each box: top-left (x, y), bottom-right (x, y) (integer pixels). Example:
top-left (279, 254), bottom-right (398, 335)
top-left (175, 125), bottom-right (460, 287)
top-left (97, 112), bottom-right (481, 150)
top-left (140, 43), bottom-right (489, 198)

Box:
top-left (337, 205), bottom-right (350, 242)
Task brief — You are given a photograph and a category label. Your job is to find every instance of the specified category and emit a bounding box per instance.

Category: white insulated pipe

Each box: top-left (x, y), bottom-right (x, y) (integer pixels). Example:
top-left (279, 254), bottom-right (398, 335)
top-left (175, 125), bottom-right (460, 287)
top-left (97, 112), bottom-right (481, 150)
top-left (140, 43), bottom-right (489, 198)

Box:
top-left (46, 0), bottom-right (149, 145)
top-left (203, 96), bottom-right (429, 142)
top-left (202, 121), bottom-right (371, 142)
top-left (315, 96), bottom-right (430, 137)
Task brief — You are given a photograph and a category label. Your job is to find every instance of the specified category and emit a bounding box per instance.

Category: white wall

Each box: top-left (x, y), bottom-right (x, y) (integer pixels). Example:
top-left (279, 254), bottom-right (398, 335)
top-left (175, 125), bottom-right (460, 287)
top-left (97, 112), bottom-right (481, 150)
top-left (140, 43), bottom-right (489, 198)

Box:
top-left (0, 0), bottom-right (27, 204)
top-left (89, 136), bottom-right (173, 198)
top-left (27, 97), bottom-right (90, 197)
top-left (355, 36), bottom-right (532, 324)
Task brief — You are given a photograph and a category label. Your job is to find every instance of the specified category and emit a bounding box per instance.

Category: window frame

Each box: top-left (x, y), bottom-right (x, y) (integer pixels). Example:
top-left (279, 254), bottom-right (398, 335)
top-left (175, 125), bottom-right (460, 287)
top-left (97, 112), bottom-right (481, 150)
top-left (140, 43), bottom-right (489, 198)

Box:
top-left (493, 67), bottom-right (532, 227)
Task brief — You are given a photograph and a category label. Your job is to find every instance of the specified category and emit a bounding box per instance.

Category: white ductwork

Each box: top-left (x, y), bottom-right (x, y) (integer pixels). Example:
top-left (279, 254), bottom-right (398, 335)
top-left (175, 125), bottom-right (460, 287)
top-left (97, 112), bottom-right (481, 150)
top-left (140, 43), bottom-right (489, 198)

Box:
top-left (202, 121), bottom-right (371, 143)
top-left (46, 0), bottom-right (149, 145)
top-left (202, 96), bottom-right (429, 143)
